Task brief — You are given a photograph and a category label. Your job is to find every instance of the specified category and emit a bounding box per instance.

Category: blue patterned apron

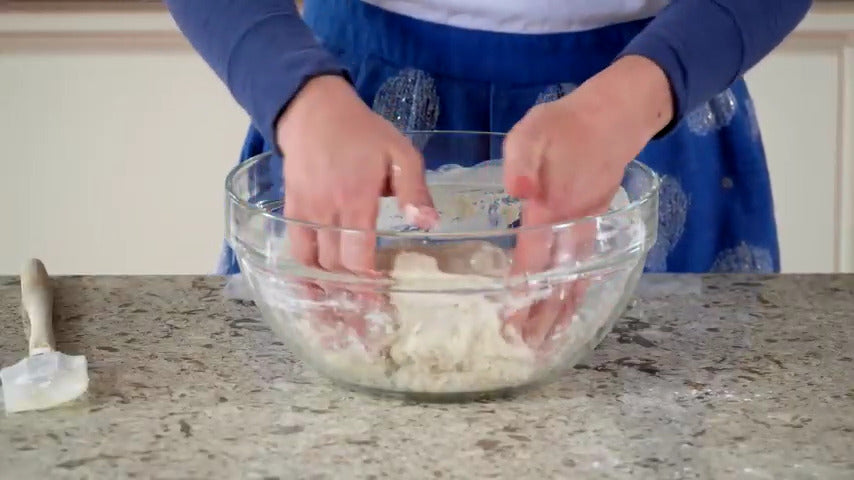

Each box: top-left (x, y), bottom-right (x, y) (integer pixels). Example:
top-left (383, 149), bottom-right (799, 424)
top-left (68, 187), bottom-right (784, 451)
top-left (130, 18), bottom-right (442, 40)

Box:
top-left (218, 0), bottom-right (780, 275)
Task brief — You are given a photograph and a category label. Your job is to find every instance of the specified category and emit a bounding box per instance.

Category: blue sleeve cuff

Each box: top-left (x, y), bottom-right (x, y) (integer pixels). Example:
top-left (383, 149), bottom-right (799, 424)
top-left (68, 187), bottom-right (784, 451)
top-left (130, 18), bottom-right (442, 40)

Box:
top-left (619, 0), bottom-right (743, 137)
top-left (619, 0), bottom-right (811, 138)
top-left (226, 14), bottom-right (349, 148)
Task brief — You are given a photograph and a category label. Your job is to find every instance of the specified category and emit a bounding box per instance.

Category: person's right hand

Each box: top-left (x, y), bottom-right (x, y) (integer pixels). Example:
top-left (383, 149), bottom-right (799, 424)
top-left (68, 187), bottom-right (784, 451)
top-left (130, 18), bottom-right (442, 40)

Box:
top-left (276, 75), bottom-right (438, 275)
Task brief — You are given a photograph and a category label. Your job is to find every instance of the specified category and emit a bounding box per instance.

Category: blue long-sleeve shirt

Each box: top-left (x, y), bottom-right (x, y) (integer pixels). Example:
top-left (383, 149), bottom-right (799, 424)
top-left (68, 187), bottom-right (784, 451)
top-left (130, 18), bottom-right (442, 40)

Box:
top-left (165, 0), bottom-right (811, 145)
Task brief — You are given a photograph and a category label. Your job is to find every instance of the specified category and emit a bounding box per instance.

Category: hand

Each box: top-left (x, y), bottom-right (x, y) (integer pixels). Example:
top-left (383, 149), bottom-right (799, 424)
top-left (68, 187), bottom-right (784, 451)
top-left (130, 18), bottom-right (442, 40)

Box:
top-left (277, 75), bottom-right (438, 341)
top-left (503, 56), bottom-right (673, 348)
top-left (277, 75), bottom-right (438, 273)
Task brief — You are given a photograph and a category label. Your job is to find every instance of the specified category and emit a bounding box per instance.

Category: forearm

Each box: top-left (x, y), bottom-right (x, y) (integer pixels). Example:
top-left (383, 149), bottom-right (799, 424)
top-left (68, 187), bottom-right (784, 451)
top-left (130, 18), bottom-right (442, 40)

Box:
top-left (164, 0), bottom-right (347, 145)
top-left (619, 0), bottom-right (812, 135)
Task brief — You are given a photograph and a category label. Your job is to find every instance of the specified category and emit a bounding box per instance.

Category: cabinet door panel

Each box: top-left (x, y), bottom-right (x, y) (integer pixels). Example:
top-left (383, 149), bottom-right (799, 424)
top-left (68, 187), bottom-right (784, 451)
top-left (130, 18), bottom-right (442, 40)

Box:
top-left (747, 48), bottom-right (841, 272)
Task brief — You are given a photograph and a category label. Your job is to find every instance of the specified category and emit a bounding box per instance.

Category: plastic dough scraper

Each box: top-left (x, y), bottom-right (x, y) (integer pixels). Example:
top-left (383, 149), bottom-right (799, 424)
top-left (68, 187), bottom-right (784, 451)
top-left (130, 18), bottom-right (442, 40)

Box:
top-left (1, 259), bottom-right (88, 413)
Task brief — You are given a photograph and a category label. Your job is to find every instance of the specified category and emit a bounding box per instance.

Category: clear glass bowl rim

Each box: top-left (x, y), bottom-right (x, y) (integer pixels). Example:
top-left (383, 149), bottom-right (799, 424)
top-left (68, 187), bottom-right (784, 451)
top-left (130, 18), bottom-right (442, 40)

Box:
top-left (225, 130), bottom-right (661, 238)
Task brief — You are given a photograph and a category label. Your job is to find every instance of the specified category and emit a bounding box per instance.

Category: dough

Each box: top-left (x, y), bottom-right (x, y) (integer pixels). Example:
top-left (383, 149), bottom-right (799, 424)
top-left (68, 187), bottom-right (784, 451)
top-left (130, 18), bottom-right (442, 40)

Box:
top-left (292, 241), bottom-right (543, 393)
top-left (260, 183), bottom-right (645, 394)
top-left (380, 244), bottom-right (537, 391)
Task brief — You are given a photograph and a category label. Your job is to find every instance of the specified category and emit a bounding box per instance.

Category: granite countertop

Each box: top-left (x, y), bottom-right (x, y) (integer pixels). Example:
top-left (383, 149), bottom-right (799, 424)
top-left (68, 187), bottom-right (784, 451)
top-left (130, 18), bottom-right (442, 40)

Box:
top-left (0, 275), bottom-right (851, 479)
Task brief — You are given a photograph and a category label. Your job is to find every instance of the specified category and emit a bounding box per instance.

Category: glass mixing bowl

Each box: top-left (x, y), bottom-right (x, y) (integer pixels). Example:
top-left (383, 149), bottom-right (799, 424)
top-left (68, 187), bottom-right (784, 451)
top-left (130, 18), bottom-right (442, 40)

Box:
top-left (226, 131), bottom-right (659, 400)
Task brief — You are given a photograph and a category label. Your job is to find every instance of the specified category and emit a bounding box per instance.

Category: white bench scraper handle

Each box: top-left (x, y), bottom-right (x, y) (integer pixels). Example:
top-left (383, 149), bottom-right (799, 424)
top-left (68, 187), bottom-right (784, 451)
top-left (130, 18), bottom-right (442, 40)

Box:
top-left (21, 258), bottom-right (55, 356)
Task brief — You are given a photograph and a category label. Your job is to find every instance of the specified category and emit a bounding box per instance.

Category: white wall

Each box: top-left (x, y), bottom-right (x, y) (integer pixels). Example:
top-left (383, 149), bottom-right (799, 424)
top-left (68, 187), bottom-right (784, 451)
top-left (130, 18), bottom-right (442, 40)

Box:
top-left (0, 6), bottom-right (853, 275)
top-left (0, 12), bottom-right (248, 275)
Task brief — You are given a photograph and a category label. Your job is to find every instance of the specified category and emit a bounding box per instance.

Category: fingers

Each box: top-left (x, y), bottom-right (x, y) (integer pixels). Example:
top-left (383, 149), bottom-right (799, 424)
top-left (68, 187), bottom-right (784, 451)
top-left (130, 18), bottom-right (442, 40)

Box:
top-left (529, 203), bottom-right (606, 347)
top-left (503, 118), bottom-right (546, 200)
top-left (325, 167), bottom-right (387, 339)
top-left (317, 223), bottom-right (341, 272)
top-left (506, 197), bottom-right (607, 349)
top-left (338, 194), bottom-right (386, 338)
top-left (552, 201), bottom-right (609, 268)
top-left (286, 168), bottom-right (384, 349)
top-left (284, 195), bottom-right (347, 347)
top-left (285, 192), bottom-right (319, 267)
top-left (522, 286), bottom-right (567, 348)
top-left (389, 140), bottom-right (439, 230)
top-left (302, 200), bottom-right (342, 273)
top-left (505, 201), bottom-right (558, 344)
top-left (339, 200), bottom-right (379, 275)
top-left (502, 123), bottom-right (553, 344)
top-left (511, 200), bottom-right (556, 275)
top-left (527, 279), bottom-right (586, 353)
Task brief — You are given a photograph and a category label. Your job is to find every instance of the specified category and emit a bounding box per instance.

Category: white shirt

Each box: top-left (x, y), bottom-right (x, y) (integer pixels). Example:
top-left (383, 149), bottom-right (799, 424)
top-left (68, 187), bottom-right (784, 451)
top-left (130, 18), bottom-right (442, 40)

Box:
top-left (361, 0), bottom-right (669, 34)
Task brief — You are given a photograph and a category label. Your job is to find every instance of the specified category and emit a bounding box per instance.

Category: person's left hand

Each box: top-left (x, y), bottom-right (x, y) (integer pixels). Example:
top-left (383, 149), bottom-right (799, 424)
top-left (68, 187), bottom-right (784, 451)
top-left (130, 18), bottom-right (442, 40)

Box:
top-left (502, 55), bottom-right (674, 348)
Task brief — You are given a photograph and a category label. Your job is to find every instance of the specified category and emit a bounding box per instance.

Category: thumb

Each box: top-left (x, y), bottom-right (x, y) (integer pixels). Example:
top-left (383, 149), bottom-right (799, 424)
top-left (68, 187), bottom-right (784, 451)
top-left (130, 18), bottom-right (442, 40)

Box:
top-left (503, 128), bottom-right (545, 200)
top-left (389, 142), bottom-right (439, 230)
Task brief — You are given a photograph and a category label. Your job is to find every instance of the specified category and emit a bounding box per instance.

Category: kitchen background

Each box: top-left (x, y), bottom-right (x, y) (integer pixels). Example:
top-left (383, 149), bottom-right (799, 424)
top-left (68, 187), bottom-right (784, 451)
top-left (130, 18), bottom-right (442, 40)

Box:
top-left (0, 1), bottom-right (853, 274)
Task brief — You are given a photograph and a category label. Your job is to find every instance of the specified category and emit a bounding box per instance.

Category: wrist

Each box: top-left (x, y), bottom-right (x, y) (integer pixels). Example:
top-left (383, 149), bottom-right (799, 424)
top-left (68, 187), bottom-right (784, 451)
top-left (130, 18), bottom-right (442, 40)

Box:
top-left (584, 55), bottom-right (674, 141)
top-left (276, 74), bottom-right (352, 139)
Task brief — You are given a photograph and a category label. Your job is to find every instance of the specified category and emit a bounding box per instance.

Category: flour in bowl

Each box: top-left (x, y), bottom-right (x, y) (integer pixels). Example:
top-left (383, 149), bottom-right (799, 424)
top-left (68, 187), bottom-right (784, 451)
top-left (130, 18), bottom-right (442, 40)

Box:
top-left (286, 241), bottom-right (545, 393)
top-left (377, 244), bottom-right (538, 391)
top-left (239, 181), bottom-right (645, 394)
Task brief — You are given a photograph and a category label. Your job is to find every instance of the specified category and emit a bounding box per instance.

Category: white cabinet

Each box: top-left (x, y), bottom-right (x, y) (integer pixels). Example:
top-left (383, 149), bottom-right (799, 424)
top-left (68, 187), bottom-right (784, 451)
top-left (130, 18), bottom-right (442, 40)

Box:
top-left (746, 7), bottom-right (854, 272)
top-left (0, 12), bottom-right (249, 275)
top-left (0, 6), bottom-right (852, 274)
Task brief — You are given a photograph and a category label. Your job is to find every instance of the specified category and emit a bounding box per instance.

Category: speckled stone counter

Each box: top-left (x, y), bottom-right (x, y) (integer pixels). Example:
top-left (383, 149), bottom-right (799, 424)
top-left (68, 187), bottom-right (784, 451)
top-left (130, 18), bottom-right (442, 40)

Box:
top-left (0, 275), bottom-right (852, 479)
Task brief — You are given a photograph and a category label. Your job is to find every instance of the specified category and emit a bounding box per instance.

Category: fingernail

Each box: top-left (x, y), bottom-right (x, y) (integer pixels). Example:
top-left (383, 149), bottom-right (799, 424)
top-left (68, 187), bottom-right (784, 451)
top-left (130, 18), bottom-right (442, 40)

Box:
top-left (360, 269), bottom-right (385, 279)
top-left (404, 204), bottom-right (439, 230)
top-left (512, 176), bottom-right (537, 198)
